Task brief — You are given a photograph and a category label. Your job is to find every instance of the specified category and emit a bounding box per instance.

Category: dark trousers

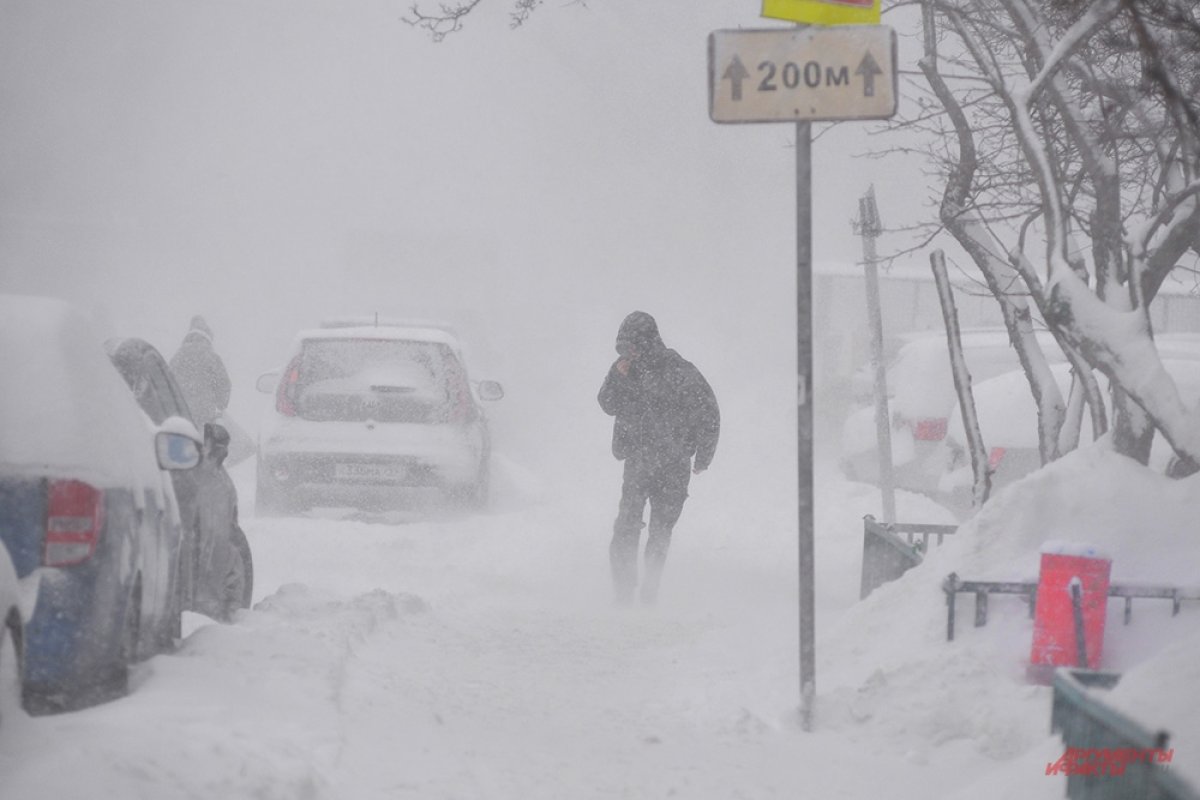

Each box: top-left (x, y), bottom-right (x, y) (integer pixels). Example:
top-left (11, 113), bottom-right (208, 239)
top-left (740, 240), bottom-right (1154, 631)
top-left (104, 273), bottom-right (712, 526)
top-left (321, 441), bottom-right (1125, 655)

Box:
top-left (610, 454), bottom-right (691, 603)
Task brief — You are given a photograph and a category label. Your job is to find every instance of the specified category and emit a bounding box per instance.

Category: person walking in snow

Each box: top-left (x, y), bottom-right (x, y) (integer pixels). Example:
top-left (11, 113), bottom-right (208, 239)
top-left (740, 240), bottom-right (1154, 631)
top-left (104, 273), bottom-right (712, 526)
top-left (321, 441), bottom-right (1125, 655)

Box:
top-left (169, 315), bottom-right (232, 428)
top-left (598, 311), bottom-right (720, 605)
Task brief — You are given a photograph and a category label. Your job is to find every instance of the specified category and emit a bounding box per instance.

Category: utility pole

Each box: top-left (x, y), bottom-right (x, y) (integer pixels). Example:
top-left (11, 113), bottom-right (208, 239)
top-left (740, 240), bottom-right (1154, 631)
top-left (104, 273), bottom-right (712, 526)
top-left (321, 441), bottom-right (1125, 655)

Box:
top-left (856, 186), bottom-right (896, 523)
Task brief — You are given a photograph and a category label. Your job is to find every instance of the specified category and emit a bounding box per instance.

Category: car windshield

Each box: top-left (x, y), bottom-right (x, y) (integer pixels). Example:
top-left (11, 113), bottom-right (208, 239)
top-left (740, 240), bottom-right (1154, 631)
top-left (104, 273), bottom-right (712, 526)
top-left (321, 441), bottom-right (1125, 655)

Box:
top-left (294, 338), bottom-right (454, 423)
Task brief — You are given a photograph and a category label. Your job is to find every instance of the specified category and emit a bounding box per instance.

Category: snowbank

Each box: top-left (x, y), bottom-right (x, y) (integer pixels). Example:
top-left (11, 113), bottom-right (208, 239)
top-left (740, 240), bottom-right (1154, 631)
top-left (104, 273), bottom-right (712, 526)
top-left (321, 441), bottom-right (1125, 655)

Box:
top-left (811, 443), bottom-right (1200, 794)
top-left (1105, 626), bottom-right (1200, 788)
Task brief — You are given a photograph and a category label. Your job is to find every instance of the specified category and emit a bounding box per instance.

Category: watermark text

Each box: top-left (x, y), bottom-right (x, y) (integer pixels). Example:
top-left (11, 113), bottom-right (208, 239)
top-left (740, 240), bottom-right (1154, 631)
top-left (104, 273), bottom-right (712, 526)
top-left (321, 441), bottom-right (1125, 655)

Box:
top-left (1046, 748), bottom-right (1174, 777)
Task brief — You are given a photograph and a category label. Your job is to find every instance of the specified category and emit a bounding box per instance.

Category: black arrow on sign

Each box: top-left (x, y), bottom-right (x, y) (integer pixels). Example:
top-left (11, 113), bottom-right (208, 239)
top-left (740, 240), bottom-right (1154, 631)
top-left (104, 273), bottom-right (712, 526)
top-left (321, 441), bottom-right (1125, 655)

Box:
top-left (723, 56), bottom-right (750, 101)
top-left (855, 51), bottom-right (883, 98)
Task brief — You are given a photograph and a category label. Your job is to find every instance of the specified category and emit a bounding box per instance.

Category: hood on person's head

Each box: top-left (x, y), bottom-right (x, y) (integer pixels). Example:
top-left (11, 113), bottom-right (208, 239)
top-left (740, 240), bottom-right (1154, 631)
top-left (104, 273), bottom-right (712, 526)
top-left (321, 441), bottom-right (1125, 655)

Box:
top-left (188, 315), bottom-right (213, 342)
top-left (615, 311), bottom-right (665, 357)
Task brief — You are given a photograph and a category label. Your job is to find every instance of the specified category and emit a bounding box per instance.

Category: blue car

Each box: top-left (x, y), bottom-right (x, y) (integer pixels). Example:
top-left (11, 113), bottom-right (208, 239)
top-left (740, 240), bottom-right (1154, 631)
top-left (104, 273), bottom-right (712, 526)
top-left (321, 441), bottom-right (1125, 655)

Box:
top-left (0, 295), bottom-right (201, 713)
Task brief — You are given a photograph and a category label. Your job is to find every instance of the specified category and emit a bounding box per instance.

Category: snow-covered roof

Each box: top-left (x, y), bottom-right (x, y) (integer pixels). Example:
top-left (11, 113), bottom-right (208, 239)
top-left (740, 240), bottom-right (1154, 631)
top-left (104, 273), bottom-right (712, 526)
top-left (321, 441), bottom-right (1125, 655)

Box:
top-left (948, 356), bottom-right (1200, 461)
top-left (0, 294), bottom-right (166, 489)
top-left (296, 325), bottom-right (462, 348)
top-left (884, 328), bottom-right (1066, 420)
top-left (319, 315), bottom-right (459, 335)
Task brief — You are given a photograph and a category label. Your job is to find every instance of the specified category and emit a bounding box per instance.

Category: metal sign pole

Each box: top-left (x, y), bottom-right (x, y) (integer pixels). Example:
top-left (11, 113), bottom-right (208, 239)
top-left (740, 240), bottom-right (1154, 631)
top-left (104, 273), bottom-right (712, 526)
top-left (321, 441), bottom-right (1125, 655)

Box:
top-left (796, 120), bottom-right (816, 732)
top-left (707, 21), bottom-right (898, 737)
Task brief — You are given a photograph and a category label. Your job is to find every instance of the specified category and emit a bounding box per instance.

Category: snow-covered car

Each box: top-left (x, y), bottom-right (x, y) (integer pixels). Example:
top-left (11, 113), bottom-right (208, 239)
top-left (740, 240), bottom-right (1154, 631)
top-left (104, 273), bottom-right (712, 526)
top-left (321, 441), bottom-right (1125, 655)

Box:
top-left (939, 347), bottom-right (1200, 502)
top-left (0, 295), bottom-right (199, 712)
top-left (108, 337), bottom-right (254, 622)
top-left (255, 322), bottom-right (504, 514)
top-left (840, 327), bottom-right (1066, 496)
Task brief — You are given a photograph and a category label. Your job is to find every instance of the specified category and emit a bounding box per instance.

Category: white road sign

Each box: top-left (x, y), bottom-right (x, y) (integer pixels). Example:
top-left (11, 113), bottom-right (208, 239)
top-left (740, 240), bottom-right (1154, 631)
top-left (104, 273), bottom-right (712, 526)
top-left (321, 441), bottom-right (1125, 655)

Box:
top-left (708, 26), bottom-right (897, 123)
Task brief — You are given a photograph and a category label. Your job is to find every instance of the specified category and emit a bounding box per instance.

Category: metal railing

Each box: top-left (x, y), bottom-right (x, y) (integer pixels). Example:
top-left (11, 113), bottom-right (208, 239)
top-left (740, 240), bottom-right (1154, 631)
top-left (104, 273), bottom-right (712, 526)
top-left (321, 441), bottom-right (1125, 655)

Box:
top-left (860, 516), bottom-right (958, 599)
top-left (941, 575), bottom-right (1198, 641)
top-left (1050, 669), bottom-right (1200, 800)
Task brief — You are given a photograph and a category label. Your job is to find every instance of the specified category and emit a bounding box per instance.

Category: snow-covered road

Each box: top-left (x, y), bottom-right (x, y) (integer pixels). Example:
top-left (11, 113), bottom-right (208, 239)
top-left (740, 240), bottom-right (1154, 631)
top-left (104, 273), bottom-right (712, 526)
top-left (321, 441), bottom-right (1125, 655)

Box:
top-left (0, 455), bottom-right (968, 799)
top-left (4, 445), bottom-right (1195, 799)
top-left (5, 420), bottom-right (1196, 800)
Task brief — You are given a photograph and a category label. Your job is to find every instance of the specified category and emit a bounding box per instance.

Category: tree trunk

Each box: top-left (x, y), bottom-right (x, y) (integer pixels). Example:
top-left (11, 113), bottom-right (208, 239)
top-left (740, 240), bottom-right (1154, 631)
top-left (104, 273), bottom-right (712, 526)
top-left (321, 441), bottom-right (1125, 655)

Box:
top-left (1110, 388), bottom-right (1155, 464)
top-left (932, 250), bottom-right (991, 508)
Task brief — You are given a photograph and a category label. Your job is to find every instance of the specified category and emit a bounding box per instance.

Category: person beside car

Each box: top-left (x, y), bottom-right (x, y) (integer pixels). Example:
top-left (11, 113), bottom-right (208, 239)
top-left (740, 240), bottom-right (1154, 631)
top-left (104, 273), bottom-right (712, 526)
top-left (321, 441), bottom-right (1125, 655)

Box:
top-left (169, 315), bottom-right (232, 428)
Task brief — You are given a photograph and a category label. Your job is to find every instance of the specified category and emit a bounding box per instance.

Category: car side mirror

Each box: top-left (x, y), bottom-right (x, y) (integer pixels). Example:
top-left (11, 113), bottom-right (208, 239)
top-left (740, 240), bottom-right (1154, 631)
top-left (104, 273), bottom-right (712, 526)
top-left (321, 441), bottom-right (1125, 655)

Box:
top-left (256, 371), bottom-right (280, 393)
top-left (156, 415), bottom-right (203, 471)
top-left (205, 422), bottom-right (231, 467)
top-left (477, 380), bottom-right (504, 402)
top-left (156, 431), bottom-right (201, 470)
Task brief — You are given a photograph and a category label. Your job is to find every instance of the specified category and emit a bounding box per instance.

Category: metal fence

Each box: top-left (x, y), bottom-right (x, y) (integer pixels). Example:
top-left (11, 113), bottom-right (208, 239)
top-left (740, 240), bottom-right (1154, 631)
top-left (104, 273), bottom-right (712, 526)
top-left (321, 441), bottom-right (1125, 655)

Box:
top-left (860, 516), bottom-right (958, 599)
top-left (1050, 669), bottom-right (1200, 800)
top-left (941, 575), bottom-right (1198, 642)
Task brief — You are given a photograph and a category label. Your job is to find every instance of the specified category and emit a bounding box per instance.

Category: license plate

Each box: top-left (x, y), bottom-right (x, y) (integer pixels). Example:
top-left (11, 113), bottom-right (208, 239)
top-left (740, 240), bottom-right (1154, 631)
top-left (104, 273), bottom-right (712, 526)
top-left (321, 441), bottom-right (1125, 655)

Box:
top-left (334, 462), bottom-right (406, 482)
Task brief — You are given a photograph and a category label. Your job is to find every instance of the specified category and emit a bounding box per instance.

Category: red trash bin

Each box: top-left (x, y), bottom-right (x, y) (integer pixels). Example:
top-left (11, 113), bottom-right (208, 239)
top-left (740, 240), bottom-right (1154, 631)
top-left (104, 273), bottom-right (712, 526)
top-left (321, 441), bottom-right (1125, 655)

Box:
top-left (1028, 542), bottom-right (1111, 683)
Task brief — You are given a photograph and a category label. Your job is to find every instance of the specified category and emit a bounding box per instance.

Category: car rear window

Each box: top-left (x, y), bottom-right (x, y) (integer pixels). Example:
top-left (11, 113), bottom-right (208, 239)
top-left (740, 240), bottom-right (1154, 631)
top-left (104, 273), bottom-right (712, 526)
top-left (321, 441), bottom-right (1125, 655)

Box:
top-left (293, 338), bottom-right (456, 423)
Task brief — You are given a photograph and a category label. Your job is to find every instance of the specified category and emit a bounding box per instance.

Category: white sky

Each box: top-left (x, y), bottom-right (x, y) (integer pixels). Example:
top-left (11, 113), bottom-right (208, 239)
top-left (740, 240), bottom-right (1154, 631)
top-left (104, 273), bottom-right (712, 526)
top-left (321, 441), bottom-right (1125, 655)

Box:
top-left (2, 4), bottom-right (1199, 798)
top-left (0, 0), bottom-right (928, 462)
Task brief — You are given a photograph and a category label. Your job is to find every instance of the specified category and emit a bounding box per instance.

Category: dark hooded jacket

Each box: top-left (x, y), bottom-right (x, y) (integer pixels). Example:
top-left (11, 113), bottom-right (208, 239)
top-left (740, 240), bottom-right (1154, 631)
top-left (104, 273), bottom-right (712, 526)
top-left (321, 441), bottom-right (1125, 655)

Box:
top-left (169, 316), bottom-right (232, 427)
top-left (597, 312), bottom-right (720, 470)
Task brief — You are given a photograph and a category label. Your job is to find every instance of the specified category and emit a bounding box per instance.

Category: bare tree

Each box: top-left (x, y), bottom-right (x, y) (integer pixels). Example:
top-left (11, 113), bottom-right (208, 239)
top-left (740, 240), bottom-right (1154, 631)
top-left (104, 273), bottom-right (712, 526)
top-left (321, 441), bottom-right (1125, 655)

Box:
top-left (910, 0), bottom-right (1200, 474)
top-left (932, 249), bottom-right (992, 507)
top-left (402, 0), bottom-right (548, 41)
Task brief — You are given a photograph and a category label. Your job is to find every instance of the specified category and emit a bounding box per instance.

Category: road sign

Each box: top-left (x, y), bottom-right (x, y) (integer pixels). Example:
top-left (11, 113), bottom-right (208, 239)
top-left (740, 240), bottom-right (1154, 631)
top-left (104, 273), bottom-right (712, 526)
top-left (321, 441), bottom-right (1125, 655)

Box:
top-left (708, 26), bottom-right (897, 123)
top-left (762, 0), bottom-right (881, 26)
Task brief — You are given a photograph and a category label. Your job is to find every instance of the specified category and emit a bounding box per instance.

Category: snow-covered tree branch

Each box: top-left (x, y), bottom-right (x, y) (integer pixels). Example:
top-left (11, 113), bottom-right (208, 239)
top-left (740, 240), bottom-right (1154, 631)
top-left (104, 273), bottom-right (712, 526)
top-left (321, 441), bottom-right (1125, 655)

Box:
top-left (916, 0), bottom-right (1200, 477)
top-left (403, 0), bottom-right (548, 41)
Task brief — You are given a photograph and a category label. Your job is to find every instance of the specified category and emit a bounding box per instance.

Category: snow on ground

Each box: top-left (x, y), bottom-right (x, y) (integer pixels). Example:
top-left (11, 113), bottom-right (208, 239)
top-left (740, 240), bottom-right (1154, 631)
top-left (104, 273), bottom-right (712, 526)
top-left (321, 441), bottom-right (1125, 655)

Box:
top-left (0, 440), bottom-right (1197, 799)
top-left (819, 442), bottom-right (1200, 798)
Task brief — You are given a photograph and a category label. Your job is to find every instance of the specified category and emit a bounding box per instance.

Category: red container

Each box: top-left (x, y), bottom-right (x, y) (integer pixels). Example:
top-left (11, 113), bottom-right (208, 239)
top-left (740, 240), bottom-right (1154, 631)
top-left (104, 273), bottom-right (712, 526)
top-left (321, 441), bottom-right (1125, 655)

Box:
top-left (1029, 547), bottom-right (1111, 680)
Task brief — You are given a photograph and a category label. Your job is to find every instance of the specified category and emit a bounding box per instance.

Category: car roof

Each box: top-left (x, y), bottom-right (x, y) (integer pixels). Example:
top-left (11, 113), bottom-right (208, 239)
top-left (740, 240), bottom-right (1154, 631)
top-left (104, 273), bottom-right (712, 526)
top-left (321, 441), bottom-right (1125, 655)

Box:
top-left (319, 315), bottom-right (459, 334)
top-left (296, 325), bottom-right (462, 348)
top-left (0, 295), bottom-right (165, 487)
top-left (948, 356), bottom-right (1200, 448)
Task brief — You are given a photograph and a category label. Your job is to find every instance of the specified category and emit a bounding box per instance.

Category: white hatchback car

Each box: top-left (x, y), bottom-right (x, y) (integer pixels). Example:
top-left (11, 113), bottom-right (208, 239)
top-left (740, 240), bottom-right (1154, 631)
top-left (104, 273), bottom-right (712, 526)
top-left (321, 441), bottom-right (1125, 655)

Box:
top-left (939, 343), bottom-right (1200, 504)
top-left (840, 328), bottom-right (1066, 495)
top-left (255, 323), bottom-right (503, 514)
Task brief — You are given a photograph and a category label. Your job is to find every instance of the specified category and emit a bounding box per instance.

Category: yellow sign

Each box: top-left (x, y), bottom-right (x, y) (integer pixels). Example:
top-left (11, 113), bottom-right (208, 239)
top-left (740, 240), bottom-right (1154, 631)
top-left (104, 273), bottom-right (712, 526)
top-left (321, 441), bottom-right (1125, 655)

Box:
top-left (762, 0), bottom-right (881, 26)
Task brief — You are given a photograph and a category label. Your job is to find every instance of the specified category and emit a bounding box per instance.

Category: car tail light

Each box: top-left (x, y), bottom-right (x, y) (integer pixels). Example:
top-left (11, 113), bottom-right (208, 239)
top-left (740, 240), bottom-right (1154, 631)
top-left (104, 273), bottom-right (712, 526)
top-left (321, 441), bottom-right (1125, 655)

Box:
top-left (45, 480), bottom-right (104, 567)
top-left (448, 393), bottom-right (472, 424)
top-left (988, 447), bottom-right (1007, 470)
top-left (445, 362), bottom-right (473, 425)
top-left (912, 418), bottom-right (948, 441)
top-left (276, 355), bottom-right (302, 417)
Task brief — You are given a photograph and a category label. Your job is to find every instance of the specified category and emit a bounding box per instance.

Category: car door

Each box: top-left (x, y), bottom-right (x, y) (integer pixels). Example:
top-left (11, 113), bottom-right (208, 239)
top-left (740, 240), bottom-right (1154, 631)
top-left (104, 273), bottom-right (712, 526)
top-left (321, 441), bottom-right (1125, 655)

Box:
top-left (142, 349), bottom-right (198, 626)
top-left (113, 341), bottom-right (190, 643)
